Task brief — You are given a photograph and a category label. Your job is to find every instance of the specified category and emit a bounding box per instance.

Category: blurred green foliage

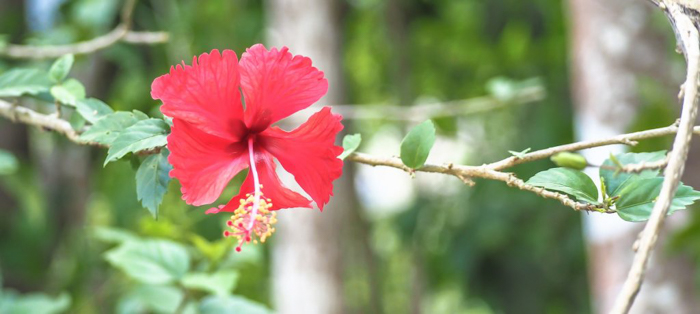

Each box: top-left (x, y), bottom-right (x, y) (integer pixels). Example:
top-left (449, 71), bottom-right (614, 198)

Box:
top-left (0, 0), bottom-right (695, 313)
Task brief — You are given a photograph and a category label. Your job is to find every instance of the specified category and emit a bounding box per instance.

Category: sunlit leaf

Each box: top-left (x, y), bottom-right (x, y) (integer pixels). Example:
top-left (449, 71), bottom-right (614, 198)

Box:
top-left (50, 78), bottom-right (86, 106)
top-left (116, 285), bottom-right (183, 314)
top-left (0, 69), bottom-right (52, 97)
top-left (104, 239), bottom-right (190, 285)
top-left (600, 151), bottom-right (666, 196)
top-left (615, 177), bottom-right (700, 222)
top-left (2, 292), bottom-right (71, 314)
top-left (104, 119), bottom-right (168, 166)
top-left (339, 133), bottom-right (361, 160)
top-left (181, 270), bottom-right (239, 296)
top-left (400, 120), bottom-right (436, 169)
top-left (48, 54), bottom-right (74, 83)
top-left (80, 111), bottom-right (148, 145)
top-left (74, 98), bottom-right (114, 124)
top-left (526, 167), bottom-right (599, 204)
top-left (199, 295), bottom-right (272, 314)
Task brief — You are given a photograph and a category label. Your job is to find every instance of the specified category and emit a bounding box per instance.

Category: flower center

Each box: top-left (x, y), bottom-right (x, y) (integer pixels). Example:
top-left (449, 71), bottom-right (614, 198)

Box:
top-left (222, 138), bottom-right (276, 252)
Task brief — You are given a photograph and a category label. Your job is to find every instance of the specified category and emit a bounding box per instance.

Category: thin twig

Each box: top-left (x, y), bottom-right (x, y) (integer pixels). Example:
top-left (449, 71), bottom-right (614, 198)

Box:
top-left (0, 0), bottom-right (167, 59)
top-left (486, 124), bottom-right (700, 170)
top-left (308, 85), bottom-right (545, 121)
top-left (617, 157), bottom-right (669, 173)
top-left (610, 1), bottom-right (700, 313)
top-left (346, 152), bottom-right (608, 212)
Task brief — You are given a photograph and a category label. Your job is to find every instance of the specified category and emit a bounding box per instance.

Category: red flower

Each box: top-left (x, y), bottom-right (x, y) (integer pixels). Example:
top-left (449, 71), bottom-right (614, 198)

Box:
top-left (151, 45), bottom-right (344, 251)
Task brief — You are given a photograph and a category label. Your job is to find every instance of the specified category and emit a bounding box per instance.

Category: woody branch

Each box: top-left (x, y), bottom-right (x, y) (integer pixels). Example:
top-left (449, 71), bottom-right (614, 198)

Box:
top-left (0, 0), bottom-right (168, 59)
top-left (3, 97), bottom-right (700, 214)
top-left (610, 0), bottom-right (700, 313)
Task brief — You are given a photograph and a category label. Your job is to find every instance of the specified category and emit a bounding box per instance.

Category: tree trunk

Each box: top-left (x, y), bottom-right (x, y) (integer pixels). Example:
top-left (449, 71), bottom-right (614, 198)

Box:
top-left (266, 1), bottom-right (353, 313)
top-left (567, 0), bottom-right (700, 312)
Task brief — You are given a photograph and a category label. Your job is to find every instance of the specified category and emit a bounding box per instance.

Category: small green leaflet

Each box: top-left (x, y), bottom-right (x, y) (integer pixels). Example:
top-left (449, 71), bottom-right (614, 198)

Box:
top-left (400, 120), bottom-right (436, 169)
top-left (136, 149), bottom-right (172, 218)
top-left (0, 68), bottom-right (52, 97)
top-left (526, 167), bottom-right (599, 204)
top-left (2, 292), bottom-right (71, 314)
top-left (199, 296), bottom-right (272, 314)
top-left (48, 54), bottom-right (74, 83)
top-left (118, 285), bottom-right (183, 314)
top-left (181, 270), bottom-right (240, 297)
top-left (50, 78), bottom-right (86, 106)
top-left (80, 111), bottom-right (148, 145)
top-left (508, 147), bottom-right (531, 158)
top-left (600, 151), bottom-right (666, 196)
top-left (104, 119), bottom-right (169, 166)
top-left (74, 98), bottom-right (114, 124)
top-left (339, 134), bottom-right (361, 160)
top-left (0, 149), bottom-right (18, 175)
top-left (614, 177), bottom-right (700, 222)
top-left (104, 239), bottom-right (190, 285)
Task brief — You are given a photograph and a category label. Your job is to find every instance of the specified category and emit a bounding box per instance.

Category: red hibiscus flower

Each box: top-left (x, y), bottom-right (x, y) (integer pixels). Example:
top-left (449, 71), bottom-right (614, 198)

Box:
top-left (151, 44), bottom-right (344, 251)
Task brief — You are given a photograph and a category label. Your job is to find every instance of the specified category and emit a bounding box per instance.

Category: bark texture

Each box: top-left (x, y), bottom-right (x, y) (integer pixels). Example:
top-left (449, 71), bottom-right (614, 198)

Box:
top-left (266, 1), bottom-right (353, 313)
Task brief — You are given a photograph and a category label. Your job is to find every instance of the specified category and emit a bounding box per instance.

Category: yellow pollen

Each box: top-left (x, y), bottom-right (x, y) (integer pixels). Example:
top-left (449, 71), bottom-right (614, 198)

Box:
top-left (224, 188), bottom-right (276, 252)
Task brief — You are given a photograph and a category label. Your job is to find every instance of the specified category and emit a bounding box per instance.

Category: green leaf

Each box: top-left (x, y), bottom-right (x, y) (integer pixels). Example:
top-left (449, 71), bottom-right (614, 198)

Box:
top-left (199, 296), bottom-right (272, 314)
top-left (400, 120), bottom-right (436, 169)
top-left (339, 133), bottom-right (361, 160)
top-left (48, 54), bottom-right (74, 83)
top-left (104, 119), bottom-right (169, 166)
top-left (526, 167), bottom-right (599, 204)
top-left (189, 234), bottom-right (230, 264)
top-left (79, 111), bottom-right (147, 145)
top-left (93, 226), bottom-right (139, 244)
top-left (181, 270), bottom-right (239, 296)
top-left (0, 69), bottom-right (52, 97)
top-left (0, 149), bottom-right (18, 175)
top-left (550, 152), bottom-right (587, 170)
top-left (5, 292), bottom-right (71, 314)
top-left (50, 78), bottom-right (86, 106)
top-left (136, 149), bottom-right (172, 218)
top-left (69, 110), bottom-right (86, 131)
top-left (104, 239), bottom-right (190, 285)
top-left (133, 110), bottom-right (149, 120)
top-left (508, 147), bottom-right (531, 158)
top-left (615, 177), bottom-right (700, 222)
top-left (117, 285), bottom-right (184, 314)
top-left (74, 98), bottom-right (114, 124)
top-left (600, 151), bottom-right (666, 197)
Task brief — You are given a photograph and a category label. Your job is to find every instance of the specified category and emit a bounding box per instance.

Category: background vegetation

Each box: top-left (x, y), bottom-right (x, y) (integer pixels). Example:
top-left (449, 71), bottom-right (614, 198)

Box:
top-left (0, 0), bottom-right (696, 313)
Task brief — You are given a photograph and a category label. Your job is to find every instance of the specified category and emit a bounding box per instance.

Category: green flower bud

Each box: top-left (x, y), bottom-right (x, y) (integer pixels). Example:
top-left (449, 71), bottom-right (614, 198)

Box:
top-left (551, 152), bottom-right (587, 170)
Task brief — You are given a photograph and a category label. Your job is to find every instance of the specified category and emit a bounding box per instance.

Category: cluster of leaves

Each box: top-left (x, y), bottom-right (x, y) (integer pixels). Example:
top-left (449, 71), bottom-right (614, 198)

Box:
top-left (341, 119), bottom-right (437, 169)
top-left (94, 227), bottom-right (270, 314)
top-left (0, 54), bottom-right (172, 218)
top-left (527, 151), bottom-right (700, 221)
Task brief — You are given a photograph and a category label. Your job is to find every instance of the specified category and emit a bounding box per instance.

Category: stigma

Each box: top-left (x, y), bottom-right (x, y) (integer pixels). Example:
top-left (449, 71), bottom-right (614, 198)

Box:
top-left (223, 186), bottom-right (277, 252)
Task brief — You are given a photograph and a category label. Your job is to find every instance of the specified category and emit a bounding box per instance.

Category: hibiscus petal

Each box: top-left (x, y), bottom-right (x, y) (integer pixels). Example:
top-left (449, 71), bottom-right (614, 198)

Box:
top-left (259, 107), bottom-right (344, 211)
top-left (152, 49), bottom-right (245, 141)
top-left (239, 44), bottom-right (329, 131)
top-left (168, 119), bottom-right (249, 206)
top-left (206, 150), bottom-right (311, 214)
